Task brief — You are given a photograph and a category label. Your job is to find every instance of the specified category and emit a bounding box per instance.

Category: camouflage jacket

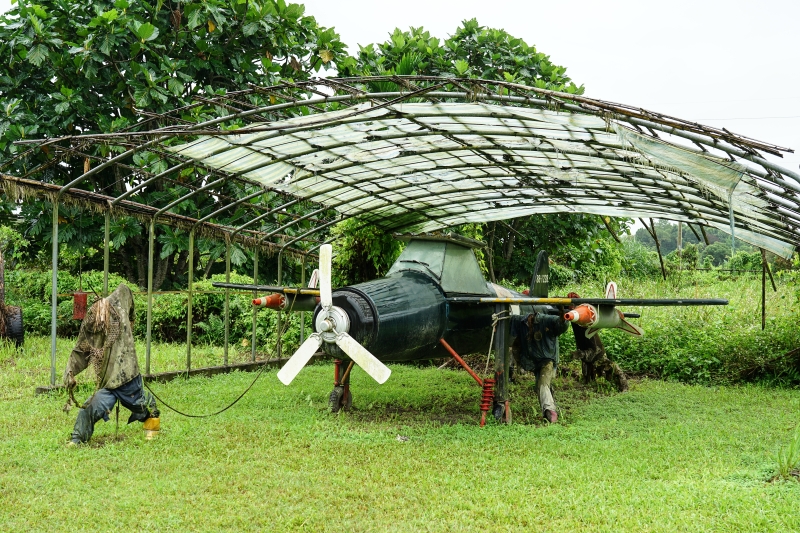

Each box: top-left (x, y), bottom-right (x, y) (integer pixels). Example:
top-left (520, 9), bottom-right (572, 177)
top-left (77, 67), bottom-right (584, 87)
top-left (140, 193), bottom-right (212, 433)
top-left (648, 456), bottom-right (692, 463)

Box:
top-left (63, 284), bottom-right (140, 390)
top-left (570, 323), bottom-right (606, 363)
top-left (510, 311), bottom-right (569, 370)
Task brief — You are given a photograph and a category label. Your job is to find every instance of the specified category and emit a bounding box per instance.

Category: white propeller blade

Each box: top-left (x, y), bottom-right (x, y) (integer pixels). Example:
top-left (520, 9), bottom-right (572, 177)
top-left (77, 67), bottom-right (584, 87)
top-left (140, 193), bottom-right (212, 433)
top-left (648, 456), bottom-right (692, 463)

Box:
top-left (319, 244), bottom-right (332, 309)
top-left (277, 334), bottom-right (323, 385)
top-left (335, 332), bottom-right (391, 384)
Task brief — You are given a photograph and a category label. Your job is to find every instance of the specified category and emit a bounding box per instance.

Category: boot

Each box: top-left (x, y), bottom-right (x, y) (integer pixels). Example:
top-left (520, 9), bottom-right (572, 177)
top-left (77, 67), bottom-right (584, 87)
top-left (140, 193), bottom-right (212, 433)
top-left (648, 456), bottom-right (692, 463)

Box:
top-left (143, 417), bottom-right (160, 440)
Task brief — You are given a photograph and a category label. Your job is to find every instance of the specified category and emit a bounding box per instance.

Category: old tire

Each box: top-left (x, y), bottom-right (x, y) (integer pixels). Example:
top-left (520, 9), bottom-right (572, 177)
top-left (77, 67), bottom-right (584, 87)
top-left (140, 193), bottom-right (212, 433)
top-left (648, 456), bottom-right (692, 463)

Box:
top-left (5, 306), bottom-right (23, 348)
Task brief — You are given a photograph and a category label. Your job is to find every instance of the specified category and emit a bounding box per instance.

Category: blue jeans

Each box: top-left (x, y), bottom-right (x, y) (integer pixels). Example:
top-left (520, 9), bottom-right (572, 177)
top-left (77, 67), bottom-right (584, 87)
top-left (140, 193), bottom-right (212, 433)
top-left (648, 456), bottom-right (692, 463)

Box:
top-left (71, 375), bottom-right (157, 443)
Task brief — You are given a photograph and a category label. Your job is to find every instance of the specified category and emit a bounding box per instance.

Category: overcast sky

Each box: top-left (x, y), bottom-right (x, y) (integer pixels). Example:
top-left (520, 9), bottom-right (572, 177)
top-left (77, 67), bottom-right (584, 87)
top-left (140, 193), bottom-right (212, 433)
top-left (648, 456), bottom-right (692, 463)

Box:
top-left (2, 0), bottom-right (798, 173)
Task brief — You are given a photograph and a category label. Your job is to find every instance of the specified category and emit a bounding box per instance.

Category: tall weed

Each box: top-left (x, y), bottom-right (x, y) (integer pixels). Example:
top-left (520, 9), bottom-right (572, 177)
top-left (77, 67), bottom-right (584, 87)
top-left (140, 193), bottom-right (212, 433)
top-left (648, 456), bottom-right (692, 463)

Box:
top-left (777, 426), bottom-right (800, 480)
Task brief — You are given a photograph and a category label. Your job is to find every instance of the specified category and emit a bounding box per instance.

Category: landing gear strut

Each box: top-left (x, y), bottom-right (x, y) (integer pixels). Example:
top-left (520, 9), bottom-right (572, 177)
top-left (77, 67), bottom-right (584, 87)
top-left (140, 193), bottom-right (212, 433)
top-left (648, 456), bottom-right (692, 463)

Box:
top-left (329, 359), bottom-right (354, 413)
top-left (439, 338), bottom-right (512, 426)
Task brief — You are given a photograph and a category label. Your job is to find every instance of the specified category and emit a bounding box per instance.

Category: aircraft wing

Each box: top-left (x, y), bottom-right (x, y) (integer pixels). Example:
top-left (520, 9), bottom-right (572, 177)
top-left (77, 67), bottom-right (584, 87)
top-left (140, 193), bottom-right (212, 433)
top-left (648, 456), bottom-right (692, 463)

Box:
top-left (446, 297), bottom-right (728, 306)
top-left (212, 282), bottom-right (320, 296)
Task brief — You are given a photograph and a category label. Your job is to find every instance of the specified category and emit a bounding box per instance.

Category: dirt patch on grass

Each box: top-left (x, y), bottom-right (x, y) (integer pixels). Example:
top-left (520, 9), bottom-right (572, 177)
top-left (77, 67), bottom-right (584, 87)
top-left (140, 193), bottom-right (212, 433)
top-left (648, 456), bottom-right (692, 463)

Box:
top-left (89, 433), bottom-right (128, 448)
top-left (349, 404), bottom-right (478, 426)
top-left (348, 360), bottom-right (629, 427)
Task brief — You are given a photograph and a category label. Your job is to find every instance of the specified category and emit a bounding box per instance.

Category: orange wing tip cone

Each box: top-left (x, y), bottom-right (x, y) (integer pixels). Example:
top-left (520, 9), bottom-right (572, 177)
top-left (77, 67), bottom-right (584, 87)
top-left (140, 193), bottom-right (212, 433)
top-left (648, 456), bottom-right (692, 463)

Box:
top-left (563, 304), bottom-right (596, 325)
top-left (253, 293), bottom-right (286, 309)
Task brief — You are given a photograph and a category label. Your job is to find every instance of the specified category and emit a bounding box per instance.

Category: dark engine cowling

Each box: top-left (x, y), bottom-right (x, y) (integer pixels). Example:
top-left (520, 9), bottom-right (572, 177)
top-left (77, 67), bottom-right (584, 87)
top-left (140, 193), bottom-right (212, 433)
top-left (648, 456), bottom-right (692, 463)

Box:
top-left (314, 271), bottom-right (448, 362)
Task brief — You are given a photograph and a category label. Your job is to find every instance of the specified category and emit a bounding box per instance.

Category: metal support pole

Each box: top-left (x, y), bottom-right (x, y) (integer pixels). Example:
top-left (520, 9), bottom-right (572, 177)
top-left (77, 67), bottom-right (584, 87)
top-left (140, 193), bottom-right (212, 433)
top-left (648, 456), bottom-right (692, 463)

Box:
top-left (761, 248), bottom-right (767, 331)
top-left (103, 209), bottom-right (110, 296)
top-left (146, 218), bottom-right (155, 375)
top-left (186, 229), bottom-right (194, 372)
top-left (251, 247), bottom-right (258, 362)
top-left (276, 250), bottom-right (283, 360)
top-left (224, 238), bottom-right (230, 366)
top-left (300, 255), bottom-right (306, 343)
top-left (49, 202), bottom-right (59, 387)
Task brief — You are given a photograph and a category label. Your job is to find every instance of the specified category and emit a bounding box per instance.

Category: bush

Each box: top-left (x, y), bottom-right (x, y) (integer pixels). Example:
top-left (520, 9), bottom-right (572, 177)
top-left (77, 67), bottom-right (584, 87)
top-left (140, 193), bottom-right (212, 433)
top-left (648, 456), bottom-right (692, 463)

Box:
top-left (582, 273), bottom-right (800, 386)
top-left (4, 269), bottom-right (306, 354)
top-left (620, 240), bottom-right (661, 279)
top-left (726, 250), bottom-right (762, 272)
top-left (5, 268), bottom-right (130, 337)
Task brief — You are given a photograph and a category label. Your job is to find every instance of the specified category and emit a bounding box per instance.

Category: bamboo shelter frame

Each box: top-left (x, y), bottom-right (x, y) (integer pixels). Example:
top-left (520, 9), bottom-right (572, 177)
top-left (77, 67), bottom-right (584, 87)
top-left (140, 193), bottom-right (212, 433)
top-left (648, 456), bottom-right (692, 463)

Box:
top-left (6, 76), bottom-right (799, 387)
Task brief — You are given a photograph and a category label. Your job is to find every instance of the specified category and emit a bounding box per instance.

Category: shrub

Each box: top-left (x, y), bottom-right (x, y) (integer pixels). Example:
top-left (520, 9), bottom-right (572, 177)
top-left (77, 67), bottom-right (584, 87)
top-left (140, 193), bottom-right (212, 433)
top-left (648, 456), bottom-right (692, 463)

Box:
top-left (620, 240), bottom-right (661, 279)
top-left (726, 250), bottom-right (762, 272)
top-left (777, 426), bottom-right (800, 480)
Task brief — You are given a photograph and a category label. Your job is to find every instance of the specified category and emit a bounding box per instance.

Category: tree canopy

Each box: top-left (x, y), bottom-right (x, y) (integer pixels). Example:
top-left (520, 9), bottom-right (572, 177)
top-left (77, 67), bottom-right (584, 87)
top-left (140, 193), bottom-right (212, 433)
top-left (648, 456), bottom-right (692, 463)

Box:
top-left (0, 0), bottom-right (345, 288)
top-left (1, 7), bottom-right (628, 289)
top-left (0, 0), bottom-right (345, 159)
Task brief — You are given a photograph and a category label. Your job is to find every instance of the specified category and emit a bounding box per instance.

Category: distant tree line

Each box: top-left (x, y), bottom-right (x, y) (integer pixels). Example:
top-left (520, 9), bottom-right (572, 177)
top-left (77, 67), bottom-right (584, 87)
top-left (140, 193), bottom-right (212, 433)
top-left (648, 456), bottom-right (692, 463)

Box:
top-left (632, 220), bottom-right (759, 268)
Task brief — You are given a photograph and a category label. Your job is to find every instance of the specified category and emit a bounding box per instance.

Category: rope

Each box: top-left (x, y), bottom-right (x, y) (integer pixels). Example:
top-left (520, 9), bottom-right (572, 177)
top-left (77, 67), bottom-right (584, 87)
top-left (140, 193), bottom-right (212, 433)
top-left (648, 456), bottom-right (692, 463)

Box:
top-left (141, 290), bottom-right (302, 418)
top-left (484, 309), bottom-right (510, 374)
top-left (142, 362), bottom-right (268, 418)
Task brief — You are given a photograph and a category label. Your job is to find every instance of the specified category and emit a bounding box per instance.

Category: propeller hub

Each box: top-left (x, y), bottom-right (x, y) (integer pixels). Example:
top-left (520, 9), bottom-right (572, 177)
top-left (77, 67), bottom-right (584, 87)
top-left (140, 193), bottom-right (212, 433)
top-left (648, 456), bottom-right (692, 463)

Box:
top-left (315, 306), bottom-right (350, 343)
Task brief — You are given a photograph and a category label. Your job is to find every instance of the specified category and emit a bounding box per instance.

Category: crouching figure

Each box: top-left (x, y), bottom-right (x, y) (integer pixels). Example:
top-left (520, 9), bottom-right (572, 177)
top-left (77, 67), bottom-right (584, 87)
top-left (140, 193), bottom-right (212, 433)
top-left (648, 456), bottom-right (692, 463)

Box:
top-left (567, 292), bottom-right (628, 392)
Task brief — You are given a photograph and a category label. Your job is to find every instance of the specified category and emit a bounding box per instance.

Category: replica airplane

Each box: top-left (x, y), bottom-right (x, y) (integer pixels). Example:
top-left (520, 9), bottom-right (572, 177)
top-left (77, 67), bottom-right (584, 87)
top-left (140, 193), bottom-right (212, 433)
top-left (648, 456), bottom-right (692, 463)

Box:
top-left (215, 234), bottom-right (727, 424)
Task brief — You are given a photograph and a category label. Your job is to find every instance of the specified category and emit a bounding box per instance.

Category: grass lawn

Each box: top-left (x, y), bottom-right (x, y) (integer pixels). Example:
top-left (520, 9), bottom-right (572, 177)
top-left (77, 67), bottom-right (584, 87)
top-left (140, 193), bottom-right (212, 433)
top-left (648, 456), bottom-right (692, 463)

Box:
top-left (1, 335), bottom-right (799, 532)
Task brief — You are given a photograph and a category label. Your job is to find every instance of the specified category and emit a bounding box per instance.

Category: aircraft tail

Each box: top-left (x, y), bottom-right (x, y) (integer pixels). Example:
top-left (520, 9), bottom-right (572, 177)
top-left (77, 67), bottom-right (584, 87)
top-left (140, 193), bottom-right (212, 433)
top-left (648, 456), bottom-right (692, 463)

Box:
top-left (605, 281), bottom-right (617, 299)
top-left (530, 251), bottom-right (549, 298)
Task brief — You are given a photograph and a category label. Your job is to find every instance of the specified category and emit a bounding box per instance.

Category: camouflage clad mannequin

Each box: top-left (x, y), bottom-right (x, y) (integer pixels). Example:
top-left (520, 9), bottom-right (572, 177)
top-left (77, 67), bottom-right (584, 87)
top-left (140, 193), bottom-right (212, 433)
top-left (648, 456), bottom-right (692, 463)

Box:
top-left (64, 284), bottom-right (159, 444)
top-left (567, 292), bottom-right (628, 392)
top-left (510, 307), bottom-right (569, 423)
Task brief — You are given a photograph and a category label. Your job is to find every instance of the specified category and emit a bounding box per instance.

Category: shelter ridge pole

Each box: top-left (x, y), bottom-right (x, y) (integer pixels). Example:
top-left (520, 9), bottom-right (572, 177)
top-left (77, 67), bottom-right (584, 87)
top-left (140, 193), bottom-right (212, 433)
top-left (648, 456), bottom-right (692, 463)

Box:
top-left (187, 229), bottom-right (194, 372)
top-left (146, 218), bottom-right (155, 375)
top-left (103, 209), bottom-right (110, 296)
top-left (49, 202), bottom-right (59, 387)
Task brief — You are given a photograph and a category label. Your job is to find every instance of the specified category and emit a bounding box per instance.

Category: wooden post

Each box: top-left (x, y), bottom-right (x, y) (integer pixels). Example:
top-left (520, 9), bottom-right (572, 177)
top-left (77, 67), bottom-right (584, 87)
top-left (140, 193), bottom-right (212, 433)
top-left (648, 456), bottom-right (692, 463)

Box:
top-left (699, 225), bottom-right (710, 246)
top-left (687, 223), bottom-right (702, 243)
top-left (602, 216), bottom-right (621, 243)
top-left (641, 218), bottom-right (667, 280)
top-left (762, 249), bottom-right (777, 292)
top-left (493, 303), bottom-right (511, 423)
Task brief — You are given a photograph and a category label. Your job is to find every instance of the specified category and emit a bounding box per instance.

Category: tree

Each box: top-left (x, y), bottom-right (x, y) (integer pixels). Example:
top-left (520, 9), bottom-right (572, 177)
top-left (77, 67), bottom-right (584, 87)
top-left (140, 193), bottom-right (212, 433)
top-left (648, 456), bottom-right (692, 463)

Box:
top-left (0, 0), bottom-right (345, 288)
top-left (339, 20), bottom-right (583, 95)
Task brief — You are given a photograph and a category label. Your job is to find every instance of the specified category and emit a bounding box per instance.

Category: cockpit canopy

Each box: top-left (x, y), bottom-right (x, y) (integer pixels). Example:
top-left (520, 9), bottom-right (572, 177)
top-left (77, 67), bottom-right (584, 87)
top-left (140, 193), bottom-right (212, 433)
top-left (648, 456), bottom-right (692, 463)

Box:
top-left (387, 236), bottom-right (490, 296)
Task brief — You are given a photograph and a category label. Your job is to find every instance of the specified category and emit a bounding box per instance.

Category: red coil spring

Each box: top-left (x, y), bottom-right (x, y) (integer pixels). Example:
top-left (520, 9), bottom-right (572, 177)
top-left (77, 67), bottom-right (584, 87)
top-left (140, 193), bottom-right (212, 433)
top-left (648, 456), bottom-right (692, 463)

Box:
top-left (479, 378), bottom-right (495, 427)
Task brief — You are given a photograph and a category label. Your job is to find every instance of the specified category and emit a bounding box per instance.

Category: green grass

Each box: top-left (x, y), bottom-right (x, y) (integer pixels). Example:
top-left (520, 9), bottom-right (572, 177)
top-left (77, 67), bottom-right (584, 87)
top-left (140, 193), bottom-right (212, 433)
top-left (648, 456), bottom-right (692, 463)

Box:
top-left (1, 336), bottom-right (799, 532)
